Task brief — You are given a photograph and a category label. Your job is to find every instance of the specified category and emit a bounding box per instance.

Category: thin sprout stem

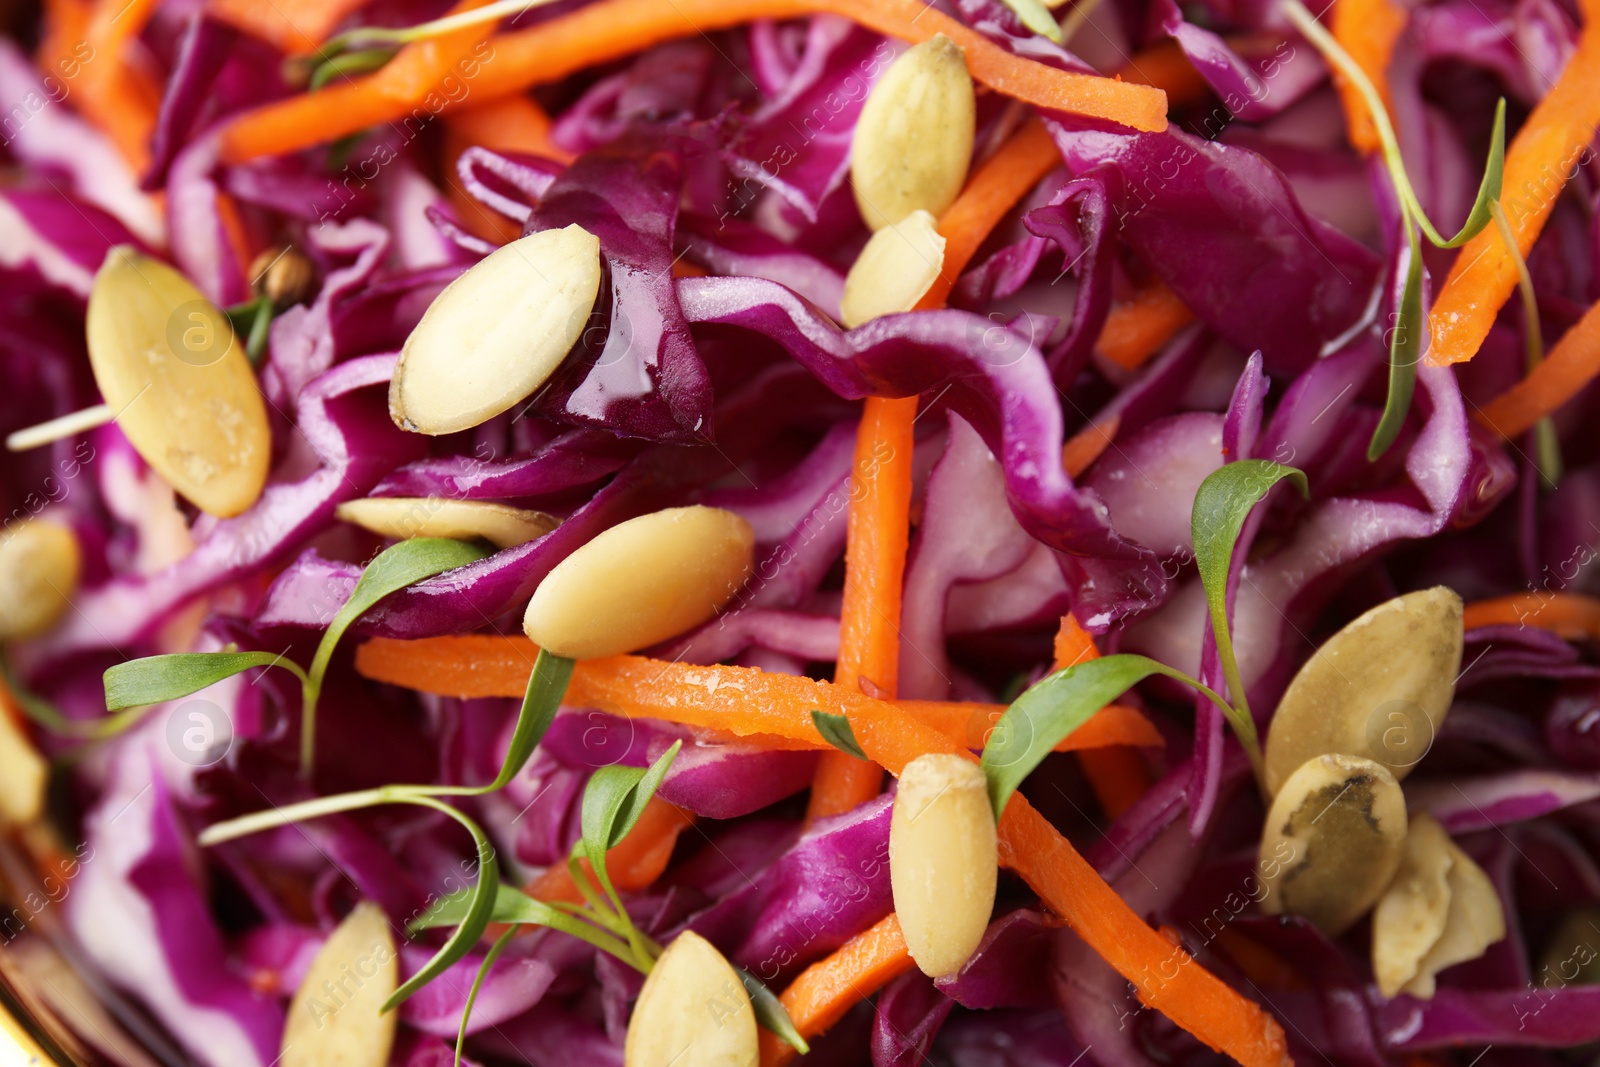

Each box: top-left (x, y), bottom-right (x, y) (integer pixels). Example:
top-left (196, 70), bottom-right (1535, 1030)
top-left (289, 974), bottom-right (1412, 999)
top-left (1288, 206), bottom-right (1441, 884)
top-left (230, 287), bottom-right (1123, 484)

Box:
top-left (457, 930), bottom-right (515, 1067)
top-left (1056, 0), bottom-right (1104, 41)
top-left (197, 784), bottom-right (436, 845)
top-left (1490, 200), bottom-right (1545, 372)
top-left (1282, 0), bottom-right (1494, 250)
top-left (328, 0), bottom-right (564, 51)
top-left (1491, 198), bottom-right (1564, 486)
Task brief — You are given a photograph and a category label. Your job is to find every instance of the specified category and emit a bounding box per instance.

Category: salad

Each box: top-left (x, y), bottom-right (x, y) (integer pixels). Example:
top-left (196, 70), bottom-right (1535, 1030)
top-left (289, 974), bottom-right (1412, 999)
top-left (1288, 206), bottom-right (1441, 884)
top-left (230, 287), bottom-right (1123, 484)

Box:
top-left (0, 0), bottom-right (1597, 1064)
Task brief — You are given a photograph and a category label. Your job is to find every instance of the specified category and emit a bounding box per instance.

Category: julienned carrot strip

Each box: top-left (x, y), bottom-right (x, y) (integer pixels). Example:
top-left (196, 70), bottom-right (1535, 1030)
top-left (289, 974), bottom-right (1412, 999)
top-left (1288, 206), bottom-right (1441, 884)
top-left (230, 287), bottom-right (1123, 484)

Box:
top-left (219, 0), bottom-right (1166, 163)
top-left (526, 797), bottom-right (694, 903)
top-left (1115, 39), bottom-right (1210, 110)
top-left (443, 94), bottom-right (572, 163)
top-left (355, 635), bottom-right (1158, 753)
top-left (1051, 614), bottom-right (1153, 817)
top-left (1462, 592), bottom-right (1600, 639)
top-left (807, 393), bottom-right (914, 820)
top-left (1062, 414), bottom-right (1119, 477)
top-left (61, 0), bottom-right (161, 170)
top-left (1475, 298), bottom-right (1600, 439)
top-left (897, 699), bottom-right (1161, 752)
top-left (208, 0), bottom-right (376, 53)
top-left (1329, 0), bottom-right (1406, 155)
top-left (758, 913), bottom-right (915, 1067)
top-left (218, 0), bottom-right (498, 164)
top-left (1051, 613), bottom-right (1099, 671)
top-left (1097, 282), bottom-right (1194, 370)
top-left (814, 121), bottom-right (1063, 817)
top-left (997, 795), bottom-right (1288, 1067)
top-left (1427, 0), bottom-right (1600, 366)
top-left (917, 118), bottom-right (1061, 309)
top-left (355, 639), bottom-right (1288, 1067)
top-left (442, 96), bottom-right (570, 244)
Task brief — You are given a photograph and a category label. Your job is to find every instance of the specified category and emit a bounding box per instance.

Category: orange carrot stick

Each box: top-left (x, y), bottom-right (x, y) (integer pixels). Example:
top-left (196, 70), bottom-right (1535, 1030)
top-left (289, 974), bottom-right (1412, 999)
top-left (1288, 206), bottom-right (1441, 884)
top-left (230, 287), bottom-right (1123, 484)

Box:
top-left (207, 0), bottom-right (375, 53)
top-left (355, 638), bottom-right (1287, 1066)
top-left (63, 0), bottom-right (161, 170)
top-left (896, 698), bottom-right (1161, 752)
top-left (1427, 0), bottom-right (1600, 365)
top-left (219, 0), bottom-right (497, 164)
top-left (526, 797), bottom-right (694, 903)
top-left (998, 794), bottom-right (1288, 1067)
top-left (1062, 413), bottom-right (1120, 477)
top-left (1462, 592), bottom-right (1600, 639)
top-left (1051, 613), bottom-right (1100, 671)
top-left (1051, 614), bottom-right (1153, 817)
top-left (356, 635), bottom-right (1158, 753)
top-left (1096, 282), bottom-right (1194, 370)
top-left (441, 95), bottom-right (571, 244)
top-left (1116, 39), bottom-right (1211, 109)
top-left (808, 393), bottom-right (914, 820)
top-left (1329, 0), bottom-right (1407, 156)
top-left (219, 0), bottom-right (1165, 163)
top-left (814, 116), bottom-right (1067, 819)
top-left (759, 913), bottom-right (915, 1067)
top-left (1474, 297), bottom-right (1600, 440)
top-left (918, 118), bottom-right (1061, 309)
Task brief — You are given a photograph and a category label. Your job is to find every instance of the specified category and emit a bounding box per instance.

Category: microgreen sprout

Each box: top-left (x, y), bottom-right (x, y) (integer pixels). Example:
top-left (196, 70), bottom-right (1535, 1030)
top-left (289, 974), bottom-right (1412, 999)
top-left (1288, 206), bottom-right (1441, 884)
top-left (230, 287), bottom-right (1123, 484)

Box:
top-left (103, 537), bottom-right (489, 776)
top-left (1282, 0), bottom-right (1507, 460)
top-left (812, 709), bottom-right (868, 760)
top-left (1489, 199), bottom-right (1563, 487)
top-left (981, 653), bottom-right (1238, 816)
top-left (410, 738), bottom-right (808, 1061)
top-left (190, 646), bottom-right (571, 1061)
top-left (980, 460), bottom-right (1309, 811)
top-left (1000, 0), bottom-right (1065, 42)
top-left (1191, 459), bottom-right (1309, 784)
top-left (223, 297), bottom-right (274, 365)
top-left (302, 0), bottom-right (563, 87)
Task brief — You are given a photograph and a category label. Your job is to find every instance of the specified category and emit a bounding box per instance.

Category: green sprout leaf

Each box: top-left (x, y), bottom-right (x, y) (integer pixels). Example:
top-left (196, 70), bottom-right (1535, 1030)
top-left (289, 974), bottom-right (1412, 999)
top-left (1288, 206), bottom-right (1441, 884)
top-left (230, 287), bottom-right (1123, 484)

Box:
top-left (981, 654), bottom-right (1233, 816)
top-left (1191, 460), bottom-right (1310, 753)
top-left (456, 928), bottom-right (515, 1067)
top-left (411, 882), bottom-right (638, 960)
top-left (477, 649), bottom-right (574, 794)
top-left (1283, 0), bottom-right (1507, 458)
top-left (811, 710), bottom-right (867, 760)
top-left (1000, 0), bottom-right (1064, 42)
top-left (1410, 99), bottom-right (1506, 250)
top-left (302, 537), bottom-right (489, 774)
top-left (1369, 230), bottom-right (1427, 460)
top-left (581, 740), bottom-right (684, 859)
top-left (579, 741), bottom-right (683, 968)
top-left (383, 796), bottom-right (499, 1012)
top-left (104, 651), bottom-right (308, 712)
top-left (738, 966), bottom-right (810, 1055)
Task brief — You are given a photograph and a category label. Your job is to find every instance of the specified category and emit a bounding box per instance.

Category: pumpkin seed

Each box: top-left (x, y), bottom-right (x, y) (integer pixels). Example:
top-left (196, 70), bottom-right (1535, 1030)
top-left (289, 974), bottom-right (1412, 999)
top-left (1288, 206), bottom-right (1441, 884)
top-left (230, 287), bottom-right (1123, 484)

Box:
top-left (851, 35), bottom-right (975, 231)
top-left (86, 246), bottom-right (271, 518)
top-left (523, 506), bottom-right (754, 659)
top-left (890, 753), bottom-right (997, 978)
top-left (624, 931), bottom-right (757, 1067)
top-left (1258, 753), bottom-right (1407, 936)
top-left (0, 687), bottom-right (46, 826)
top-left (280, 902), bottom-right (398, 1067)
top-left (840, 209), bottom-right (946, 328)
top-left (389, 224), bottom-right (602, 436)
top-left (0, 518), bottom-right (79, 640)
top-left (1264, 587), bottom-right (1463, 797)
top-left (1371, 813), bottom-right (1454, 997)
top-left (1402, 835), bottom-right (1505, 998)
top-left (335, 497), bottom-right (558, 549)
